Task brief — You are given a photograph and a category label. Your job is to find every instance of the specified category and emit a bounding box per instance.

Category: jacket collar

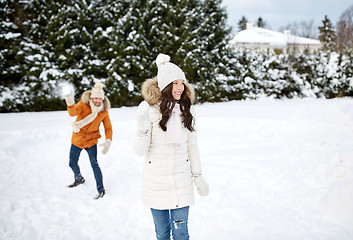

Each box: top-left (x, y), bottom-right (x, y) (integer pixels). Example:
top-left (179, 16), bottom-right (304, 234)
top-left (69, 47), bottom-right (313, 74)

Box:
top-left (141, 77), bottom-right (195, 105)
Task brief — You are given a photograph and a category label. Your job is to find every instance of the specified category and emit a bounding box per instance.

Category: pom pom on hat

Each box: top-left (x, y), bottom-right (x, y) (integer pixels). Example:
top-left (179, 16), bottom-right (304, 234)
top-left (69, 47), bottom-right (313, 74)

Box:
top-left (95, 82), bottom-right (103, 89)
top-left (91, 82), bottom-right (105, 99)
top-left (156, 53), bottom-right (186, 91)
top-left (156, 54), bottom-right (171, 67)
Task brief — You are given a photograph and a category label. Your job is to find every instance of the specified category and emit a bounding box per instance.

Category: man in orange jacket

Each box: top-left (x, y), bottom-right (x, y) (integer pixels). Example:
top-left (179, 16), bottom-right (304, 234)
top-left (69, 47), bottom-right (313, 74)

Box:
top-left (64, 82), bottom-right (112, 199)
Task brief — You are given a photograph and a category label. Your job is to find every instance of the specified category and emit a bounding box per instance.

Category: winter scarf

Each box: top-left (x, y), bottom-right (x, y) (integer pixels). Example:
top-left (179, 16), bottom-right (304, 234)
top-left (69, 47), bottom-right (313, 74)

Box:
top-left (166, 103), bottom-right (182, 145)
top-left (72, 99), bottom-right (104, 133)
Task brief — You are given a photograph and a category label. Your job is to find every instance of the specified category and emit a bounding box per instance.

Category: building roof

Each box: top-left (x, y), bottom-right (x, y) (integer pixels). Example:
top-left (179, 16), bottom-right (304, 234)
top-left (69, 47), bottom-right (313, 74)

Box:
top-left (231, 23), bottom-right (321, 48)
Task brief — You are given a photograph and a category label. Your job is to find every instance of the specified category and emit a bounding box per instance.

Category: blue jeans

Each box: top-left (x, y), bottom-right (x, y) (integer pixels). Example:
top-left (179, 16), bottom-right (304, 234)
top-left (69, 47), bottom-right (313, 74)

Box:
top-left (69, 144), bottom-right (104, 193)
top-left (150, 206), bottom-right (189, 240)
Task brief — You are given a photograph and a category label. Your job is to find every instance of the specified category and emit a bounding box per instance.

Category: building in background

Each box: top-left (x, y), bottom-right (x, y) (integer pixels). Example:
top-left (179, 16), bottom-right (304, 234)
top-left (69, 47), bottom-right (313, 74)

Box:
top-left (231, 23), bottom-right (321, 54)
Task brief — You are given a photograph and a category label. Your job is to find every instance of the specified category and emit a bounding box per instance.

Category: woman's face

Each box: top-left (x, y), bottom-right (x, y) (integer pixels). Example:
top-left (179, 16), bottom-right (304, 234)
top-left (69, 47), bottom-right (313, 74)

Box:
top-left (171, 79), bottom-right (185, 100)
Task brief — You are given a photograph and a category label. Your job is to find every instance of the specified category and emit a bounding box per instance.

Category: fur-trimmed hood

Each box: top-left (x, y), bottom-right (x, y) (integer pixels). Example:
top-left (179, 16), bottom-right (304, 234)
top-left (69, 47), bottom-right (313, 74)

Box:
top-left (141, 77), bottom-right (195, 105)
top-left (81, 90), bottom-right (111, 110)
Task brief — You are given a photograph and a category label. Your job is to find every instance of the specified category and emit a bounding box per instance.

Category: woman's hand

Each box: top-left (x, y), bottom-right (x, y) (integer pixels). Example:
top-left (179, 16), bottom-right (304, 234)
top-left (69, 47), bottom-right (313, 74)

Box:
top-left (136, 101), bottom-right (151, 134)
top-left (193, 176), bottom-right (209, 196)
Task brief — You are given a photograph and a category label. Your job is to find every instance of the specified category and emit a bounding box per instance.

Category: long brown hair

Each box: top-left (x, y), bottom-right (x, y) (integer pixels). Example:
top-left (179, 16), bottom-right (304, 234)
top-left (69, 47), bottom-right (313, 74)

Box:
top-left (159, 83), bottom-right (195, 132)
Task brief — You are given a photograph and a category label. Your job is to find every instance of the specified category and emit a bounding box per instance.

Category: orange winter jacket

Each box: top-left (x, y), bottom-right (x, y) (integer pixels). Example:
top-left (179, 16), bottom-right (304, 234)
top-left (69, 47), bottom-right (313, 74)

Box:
top-left (67, 90), bottom-right (112, 149)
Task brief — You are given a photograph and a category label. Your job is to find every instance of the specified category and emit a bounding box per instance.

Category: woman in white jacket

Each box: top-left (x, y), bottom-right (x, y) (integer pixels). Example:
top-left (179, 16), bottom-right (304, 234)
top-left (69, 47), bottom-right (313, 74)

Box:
top-left (133, 53), bottom-right (209, 240)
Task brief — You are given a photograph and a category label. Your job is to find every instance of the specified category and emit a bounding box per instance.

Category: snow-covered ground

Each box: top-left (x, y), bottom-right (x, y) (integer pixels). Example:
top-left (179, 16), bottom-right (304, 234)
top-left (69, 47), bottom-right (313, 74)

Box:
top-left (1, 98), bottom-right (353, 240)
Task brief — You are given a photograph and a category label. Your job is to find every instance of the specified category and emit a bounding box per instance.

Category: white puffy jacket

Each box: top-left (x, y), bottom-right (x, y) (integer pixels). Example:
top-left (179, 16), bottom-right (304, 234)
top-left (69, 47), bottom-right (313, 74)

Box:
top-left (133, 77), bottom-right (202, 210)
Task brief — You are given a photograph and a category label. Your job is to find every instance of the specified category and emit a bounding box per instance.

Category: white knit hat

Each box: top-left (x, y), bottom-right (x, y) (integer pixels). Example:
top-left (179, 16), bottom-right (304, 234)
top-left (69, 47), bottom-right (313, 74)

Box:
top-left (156, 53), bottom-right (186, 91)
top-left (90, 82), bottom-right (104, 99)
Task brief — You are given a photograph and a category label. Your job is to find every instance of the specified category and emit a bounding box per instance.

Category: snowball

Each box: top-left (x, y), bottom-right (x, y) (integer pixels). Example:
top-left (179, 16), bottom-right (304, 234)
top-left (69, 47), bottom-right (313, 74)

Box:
top-left (60, 82), bottom-right (75, 97)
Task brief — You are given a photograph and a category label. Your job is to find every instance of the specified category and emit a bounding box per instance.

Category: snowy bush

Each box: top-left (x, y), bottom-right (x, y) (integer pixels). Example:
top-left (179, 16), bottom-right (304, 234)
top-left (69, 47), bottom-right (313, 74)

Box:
top-left (224, 50), bottom-right (353, 100)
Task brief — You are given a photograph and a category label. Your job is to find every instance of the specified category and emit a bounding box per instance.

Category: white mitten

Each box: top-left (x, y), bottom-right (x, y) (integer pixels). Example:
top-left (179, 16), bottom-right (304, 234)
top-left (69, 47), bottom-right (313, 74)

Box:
top-left (62, 85), bottom-right (75, 106)
top-left (193, 176), bottom-right (209, 196)
top-left (136, 101), bottom-right (151, 134)
top-left (100, 139), bottom-right (112, 154)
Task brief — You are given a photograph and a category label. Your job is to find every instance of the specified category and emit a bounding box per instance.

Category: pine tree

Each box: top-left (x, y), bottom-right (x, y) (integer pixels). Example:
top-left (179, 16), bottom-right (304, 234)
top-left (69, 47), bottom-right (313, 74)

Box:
top-left (318, 15), bottom-right (336, 51)
top-left (179, 0), bottom-right (233, 102)
top-left (238, 16), bottom-right (248, 31)
top-left (101, 0), bottom-right (145, 106)
top-left (256, 16), bottom-right (265, 28)
top-left (334, 52), bottom-right (353, 97)
top-left (0, 0), bottom-right (51, 111)
top-left (0, 0), bottom-right (26, 105)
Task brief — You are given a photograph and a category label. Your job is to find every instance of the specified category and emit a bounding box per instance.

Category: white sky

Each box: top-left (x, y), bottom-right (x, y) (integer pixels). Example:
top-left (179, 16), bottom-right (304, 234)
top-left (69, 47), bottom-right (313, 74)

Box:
top-left (221, 0), bottom-right (353, 32)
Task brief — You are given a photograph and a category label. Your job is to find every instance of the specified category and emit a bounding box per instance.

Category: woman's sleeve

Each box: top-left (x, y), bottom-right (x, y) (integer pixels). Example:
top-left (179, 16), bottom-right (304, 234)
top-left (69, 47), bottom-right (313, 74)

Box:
top-left (132, 122), bottom-right (152, 156)
top-left (187, 107), bottom-right (202, 175)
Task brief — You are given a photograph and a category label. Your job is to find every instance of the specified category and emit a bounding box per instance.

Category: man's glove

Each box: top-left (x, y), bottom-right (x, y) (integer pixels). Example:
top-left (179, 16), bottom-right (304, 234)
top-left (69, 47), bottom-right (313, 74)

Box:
top-left (62, 85), bottom-right (75, 106)
top-left (136, 101), bottom-right (151, 134)
top-left (100, 139), bottom-right (112, 154)
top-left (193, 176), bottom-right (209, 196)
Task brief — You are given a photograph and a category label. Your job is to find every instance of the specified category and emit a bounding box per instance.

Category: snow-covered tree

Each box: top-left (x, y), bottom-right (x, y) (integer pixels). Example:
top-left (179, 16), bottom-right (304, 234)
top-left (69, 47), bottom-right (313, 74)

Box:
top-left (318, 15), bottom-right (336, 52)
top-left (180, 0), bottom-right (233, 102)
top-left (334, 52), bottom-right (353, 96)
top-left (0, 0), bottom-right (27, 111)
